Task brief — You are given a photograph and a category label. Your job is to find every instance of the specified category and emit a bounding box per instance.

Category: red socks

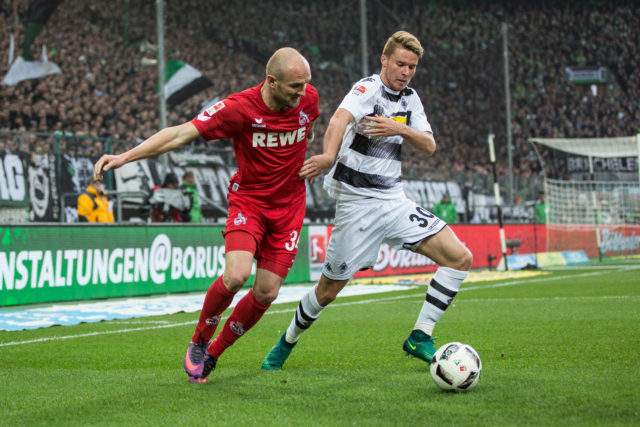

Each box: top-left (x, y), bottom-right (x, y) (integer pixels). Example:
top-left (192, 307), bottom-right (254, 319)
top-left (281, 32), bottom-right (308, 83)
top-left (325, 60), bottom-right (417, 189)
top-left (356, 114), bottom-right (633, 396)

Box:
top-left (191, 276), bottom-right (235, 344)
top-left (191, 278), bottom-right (271, 359)
top-left (208, 289), bottom-right (269, 358)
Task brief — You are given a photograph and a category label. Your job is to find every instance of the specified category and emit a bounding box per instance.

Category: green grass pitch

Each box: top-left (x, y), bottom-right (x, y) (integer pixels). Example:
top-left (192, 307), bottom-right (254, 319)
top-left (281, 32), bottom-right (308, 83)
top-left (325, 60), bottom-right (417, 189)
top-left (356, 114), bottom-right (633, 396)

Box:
top-left (1, 266), bottom-right (639, 426)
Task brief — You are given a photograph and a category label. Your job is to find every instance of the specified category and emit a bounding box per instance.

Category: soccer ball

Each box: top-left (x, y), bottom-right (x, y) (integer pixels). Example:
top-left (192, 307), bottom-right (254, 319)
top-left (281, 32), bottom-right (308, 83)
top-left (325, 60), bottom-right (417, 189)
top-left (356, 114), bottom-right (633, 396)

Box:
top-left (429, 342), bottom-right (482, 392)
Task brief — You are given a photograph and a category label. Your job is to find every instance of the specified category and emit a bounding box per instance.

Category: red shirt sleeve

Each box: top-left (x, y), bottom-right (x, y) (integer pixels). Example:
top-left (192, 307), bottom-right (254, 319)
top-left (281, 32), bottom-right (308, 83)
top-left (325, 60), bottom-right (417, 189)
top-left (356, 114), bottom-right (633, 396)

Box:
top-left (190, 98), bottom-right (245, 141)
top-left (307, 84), bottom-right (320, 123)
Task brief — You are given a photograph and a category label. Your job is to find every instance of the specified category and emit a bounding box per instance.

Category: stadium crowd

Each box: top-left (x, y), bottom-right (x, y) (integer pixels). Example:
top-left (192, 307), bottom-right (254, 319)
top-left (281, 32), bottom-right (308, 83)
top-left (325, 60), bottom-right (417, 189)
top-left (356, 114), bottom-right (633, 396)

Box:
top-left (1, 0), bottom-right (638, 185)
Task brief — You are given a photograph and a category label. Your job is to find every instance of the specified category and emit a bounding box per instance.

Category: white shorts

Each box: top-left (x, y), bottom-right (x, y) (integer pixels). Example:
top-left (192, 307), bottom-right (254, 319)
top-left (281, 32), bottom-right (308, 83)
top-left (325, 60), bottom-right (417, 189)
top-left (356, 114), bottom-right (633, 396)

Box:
top-left (323, 197), bottom-right (447, 280)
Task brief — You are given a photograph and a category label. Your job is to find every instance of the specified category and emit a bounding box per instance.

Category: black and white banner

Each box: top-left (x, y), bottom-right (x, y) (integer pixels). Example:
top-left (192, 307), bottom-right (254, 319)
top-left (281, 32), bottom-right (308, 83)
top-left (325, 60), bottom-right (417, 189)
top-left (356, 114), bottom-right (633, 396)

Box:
top-left (112, 157), bottom-right (232, 210)
top-left (3, 149), bottom-right (464, 223)
top-left (0, 151), bottom-right (29, 207)
top-left (28, 153), bottom-right (59, 221)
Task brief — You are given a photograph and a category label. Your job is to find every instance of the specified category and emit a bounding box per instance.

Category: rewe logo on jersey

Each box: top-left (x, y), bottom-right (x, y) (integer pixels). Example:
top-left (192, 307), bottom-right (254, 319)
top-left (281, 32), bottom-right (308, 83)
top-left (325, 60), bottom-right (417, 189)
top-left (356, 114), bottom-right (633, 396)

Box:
top-left (252, 126), bottom-right (307, 148)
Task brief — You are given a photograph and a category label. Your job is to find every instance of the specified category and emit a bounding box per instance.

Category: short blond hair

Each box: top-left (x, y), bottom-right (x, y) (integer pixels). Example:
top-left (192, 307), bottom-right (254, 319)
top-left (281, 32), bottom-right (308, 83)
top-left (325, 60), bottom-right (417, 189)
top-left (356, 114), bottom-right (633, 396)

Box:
top-left (382, 31), bottom-right (424, 59)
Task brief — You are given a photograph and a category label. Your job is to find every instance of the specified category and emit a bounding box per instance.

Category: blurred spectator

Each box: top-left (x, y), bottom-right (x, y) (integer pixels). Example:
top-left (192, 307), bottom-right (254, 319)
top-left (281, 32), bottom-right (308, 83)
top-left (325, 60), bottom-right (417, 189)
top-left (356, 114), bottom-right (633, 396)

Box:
top-left (147, 172), bottom-right (191, 222)
top-left (77, 177), bottom-right (114, 223)
top-left (534, 192), bottom-right (548, 224)
top-left (432, 193), bottom-right (458, 224)
top-left (181, 170), bottom-right (203, 223)
top-left (5, 138), bottom-right (18, 153)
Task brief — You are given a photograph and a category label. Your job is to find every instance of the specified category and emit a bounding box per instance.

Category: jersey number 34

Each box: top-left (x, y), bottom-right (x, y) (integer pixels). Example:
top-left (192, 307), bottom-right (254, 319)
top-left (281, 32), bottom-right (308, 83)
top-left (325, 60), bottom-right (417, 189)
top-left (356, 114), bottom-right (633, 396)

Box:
top-left (285, 230), bottom-right (300, 251)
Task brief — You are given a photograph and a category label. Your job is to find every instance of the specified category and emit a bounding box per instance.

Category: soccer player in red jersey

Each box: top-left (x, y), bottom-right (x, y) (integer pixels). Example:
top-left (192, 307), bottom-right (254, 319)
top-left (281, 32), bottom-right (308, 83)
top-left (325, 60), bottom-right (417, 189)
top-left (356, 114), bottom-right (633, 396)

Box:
top-left (93, 47), bottom-right (320, 383)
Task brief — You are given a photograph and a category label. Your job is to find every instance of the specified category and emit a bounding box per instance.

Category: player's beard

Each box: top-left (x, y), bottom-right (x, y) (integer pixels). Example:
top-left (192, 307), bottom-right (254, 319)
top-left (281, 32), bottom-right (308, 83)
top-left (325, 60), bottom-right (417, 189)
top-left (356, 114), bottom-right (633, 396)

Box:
top-left (281, 96), bottom-right (301, 109)
top-left (287, 97), bottom-right (301, 108)
top-left (273, 89), bottom-right (301, 110)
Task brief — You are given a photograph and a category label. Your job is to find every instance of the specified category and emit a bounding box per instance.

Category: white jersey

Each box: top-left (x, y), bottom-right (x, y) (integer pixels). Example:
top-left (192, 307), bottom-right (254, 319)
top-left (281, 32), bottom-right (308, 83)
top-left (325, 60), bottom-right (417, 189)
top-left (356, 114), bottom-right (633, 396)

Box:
top-left (323, 74), bottom-right (432, 200)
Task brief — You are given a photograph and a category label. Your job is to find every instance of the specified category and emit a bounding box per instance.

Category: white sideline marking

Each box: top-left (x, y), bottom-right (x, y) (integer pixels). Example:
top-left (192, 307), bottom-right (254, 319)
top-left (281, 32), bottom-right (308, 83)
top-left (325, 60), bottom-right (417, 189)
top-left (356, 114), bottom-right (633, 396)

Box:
top-left (106, 320), bottom-right (171, 325)
top-left (456, 295), bottom-right (639, 304)
top-left (0, 321), bottom-right (195, 347)
top-left (461, 265), bottom-right (639, 292)
top-left (0, 308), bottom-right (302, 348)
top-left (1, 266), bottom-right (636, 348)
top-left (0, 284), bottom-right (409, 332)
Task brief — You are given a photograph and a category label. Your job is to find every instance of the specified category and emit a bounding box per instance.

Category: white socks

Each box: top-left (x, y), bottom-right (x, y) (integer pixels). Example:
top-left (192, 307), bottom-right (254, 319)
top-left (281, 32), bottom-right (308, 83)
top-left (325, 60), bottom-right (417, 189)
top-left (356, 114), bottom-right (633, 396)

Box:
top-left (413, 267), bottom-right (468, 336)
top-left (285, 285), bottom-right (324, 343)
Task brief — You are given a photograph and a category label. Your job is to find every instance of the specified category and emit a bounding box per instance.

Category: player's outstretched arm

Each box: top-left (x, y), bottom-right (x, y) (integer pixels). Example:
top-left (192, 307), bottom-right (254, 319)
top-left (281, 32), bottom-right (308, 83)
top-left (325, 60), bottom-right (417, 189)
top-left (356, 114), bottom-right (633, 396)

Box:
top-left (362, 115), bottom-right (436, 155)
top-left (93, 122), bottom-right (200, 180)
top-left (300, 108), bottom-right (353, 183)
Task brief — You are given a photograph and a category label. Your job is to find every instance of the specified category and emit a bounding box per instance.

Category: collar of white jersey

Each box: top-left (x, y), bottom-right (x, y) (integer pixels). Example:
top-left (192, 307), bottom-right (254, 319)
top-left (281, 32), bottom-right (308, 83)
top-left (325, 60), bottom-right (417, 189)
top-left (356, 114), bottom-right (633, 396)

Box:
top-left (375, 74), bottom-right (401, 96)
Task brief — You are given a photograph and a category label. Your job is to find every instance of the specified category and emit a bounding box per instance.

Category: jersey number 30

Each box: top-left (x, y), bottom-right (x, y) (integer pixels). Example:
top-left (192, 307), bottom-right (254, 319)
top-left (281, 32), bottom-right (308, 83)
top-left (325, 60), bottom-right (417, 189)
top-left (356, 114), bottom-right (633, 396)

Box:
top-left (409, 206), bottom-right (435, 228)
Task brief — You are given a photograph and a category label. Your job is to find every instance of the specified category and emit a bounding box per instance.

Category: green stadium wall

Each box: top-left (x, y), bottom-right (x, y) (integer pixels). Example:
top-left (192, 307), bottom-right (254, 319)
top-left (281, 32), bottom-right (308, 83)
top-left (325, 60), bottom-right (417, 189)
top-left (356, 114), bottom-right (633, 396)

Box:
top-left (0, 224), bottom-right (310, 307)
top-left (1, 223), bottom-right (553, 307)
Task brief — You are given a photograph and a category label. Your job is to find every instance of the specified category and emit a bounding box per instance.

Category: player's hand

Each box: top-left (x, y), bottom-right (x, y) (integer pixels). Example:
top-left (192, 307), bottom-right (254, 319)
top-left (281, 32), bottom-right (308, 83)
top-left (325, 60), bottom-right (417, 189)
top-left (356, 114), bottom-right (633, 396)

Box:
top-left (93, 154), bottom-right (126, 181)
top-left (361, 115), bottom-right (404, 137)
top-left (299, 153), bottom-right (333, 183)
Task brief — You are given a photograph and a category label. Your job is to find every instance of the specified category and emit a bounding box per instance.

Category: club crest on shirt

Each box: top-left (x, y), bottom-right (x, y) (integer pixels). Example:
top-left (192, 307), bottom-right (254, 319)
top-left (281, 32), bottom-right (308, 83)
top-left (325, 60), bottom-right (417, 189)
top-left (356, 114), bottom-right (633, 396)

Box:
top-left (234, 212), bottom-right (247, 226)
top-left (299, 110), bottom-right (309, 126)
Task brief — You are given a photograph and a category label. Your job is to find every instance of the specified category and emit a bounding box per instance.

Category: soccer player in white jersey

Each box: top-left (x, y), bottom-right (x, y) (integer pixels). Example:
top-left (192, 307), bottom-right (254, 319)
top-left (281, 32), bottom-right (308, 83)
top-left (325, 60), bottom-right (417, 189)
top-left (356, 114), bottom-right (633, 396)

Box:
top-left (262, 31), bottom-right (473, 369)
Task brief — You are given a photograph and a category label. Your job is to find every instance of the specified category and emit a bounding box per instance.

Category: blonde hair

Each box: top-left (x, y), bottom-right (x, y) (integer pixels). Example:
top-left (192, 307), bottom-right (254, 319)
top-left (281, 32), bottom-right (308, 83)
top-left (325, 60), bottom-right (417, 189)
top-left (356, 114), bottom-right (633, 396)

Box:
top-left (382, 31), bottom-right (424, 59)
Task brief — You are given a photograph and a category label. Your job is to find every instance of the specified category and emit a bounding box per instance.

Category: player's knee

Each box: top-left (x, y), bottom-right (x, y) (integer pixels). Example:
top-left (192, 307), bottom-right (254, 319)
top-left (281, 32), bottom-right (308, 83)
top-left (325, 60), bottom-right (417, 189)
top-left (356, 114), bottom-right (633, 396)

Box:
top-left (317, 277), bottom-right (345, 305)
top-left (457, 247), bottom-right (473, 271)
top-left (318, 289), bottom-right (338, 306)
top-left (223, 269), bottom-right (251, 292)
top-left (439, 246), bottom-right (473, 271)
top-left (254, 288), bottom-right (278, 306)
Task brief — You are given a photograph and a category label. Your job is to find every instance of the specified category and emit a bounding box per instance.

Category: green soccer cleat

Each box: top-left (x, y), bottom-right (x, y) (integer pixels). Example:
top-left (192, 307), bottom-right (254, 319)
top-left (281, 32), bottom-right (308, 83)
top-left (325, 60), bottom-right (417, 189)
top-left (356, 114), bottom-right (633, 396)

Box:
top-left (262, 333), bottom-right (296, 370)
top-left (402, 330), bottom-right (437, 363)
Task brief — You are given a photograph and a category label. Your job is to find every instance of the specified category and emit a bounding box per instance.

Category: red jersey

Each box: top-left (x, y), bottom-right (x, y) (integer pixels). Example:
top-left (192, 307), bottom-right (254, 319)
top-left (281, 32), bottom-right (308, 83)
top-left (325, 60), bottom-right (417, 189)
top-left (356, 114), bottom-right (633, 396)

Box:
top-left (191, 82), bottom-right (320, 203)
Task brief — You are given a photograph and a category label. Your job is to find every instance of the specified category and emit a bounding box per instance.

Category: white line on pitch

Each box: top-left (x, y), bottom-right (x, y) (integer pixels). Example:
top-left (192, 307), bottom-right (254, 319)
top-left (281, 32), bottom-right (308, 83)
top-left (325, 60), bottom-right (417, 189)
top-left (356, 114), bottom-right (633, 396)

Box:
top-left (453, 295), bottom-right (639, 303)
top-left (1, 267), bottom-right (633, 348)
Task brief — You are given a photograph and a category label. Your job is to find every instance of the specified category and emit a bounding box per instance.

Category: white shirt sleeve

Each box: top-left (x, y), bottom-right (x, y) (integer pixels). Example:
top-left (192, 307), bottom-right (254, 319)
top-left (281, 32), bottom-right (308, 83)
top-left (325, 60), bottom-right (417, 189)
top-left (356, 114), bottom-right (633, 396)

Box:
top-left (337, 82), bottom-right (377, 122)
top-left (408, 92), bottom-right (432, 133)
